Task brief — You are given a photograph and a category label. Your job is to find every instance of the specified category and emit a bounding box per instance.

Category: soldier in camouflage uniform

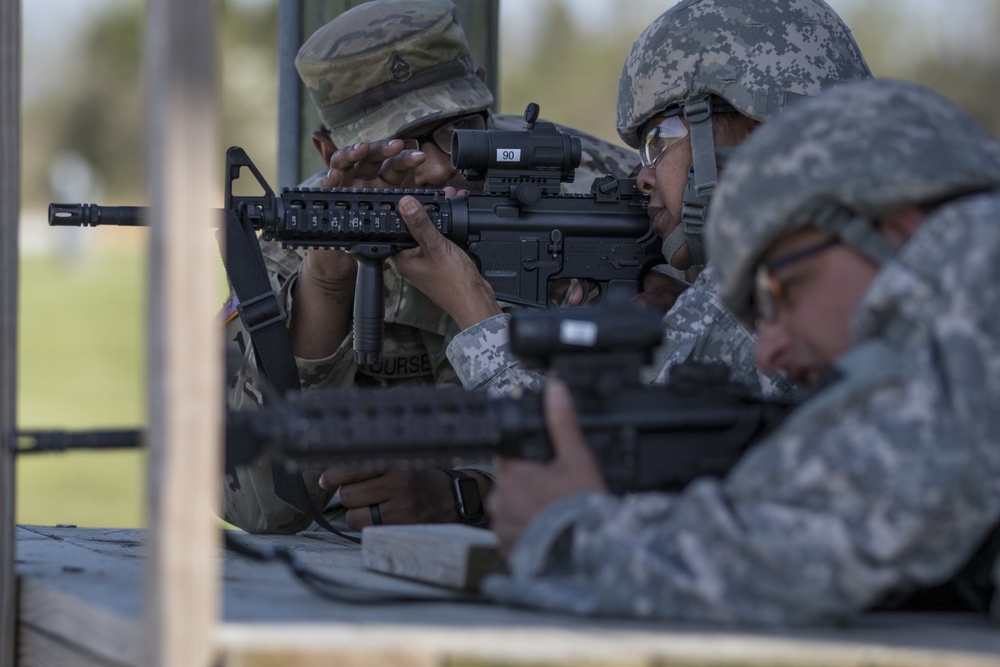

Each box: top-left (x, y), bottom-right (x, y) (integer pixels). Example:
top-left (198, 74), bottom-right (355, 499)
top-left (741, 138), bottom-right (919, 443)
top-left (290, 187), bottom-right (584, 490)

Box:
top-left (392, 0), bottom-right (871, 399)
top-left (222, 0), bottom-right (637, 534)
top-left (483, 79), bottom-right (1000, 623)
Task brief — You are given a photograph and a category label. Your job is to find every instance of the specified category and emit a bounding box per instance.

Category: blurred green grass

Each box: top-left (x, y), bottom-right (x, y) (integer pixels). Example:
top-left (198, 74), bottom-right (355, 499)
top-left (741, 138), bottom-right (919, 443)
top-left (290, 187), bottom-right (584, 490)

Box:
top-left (17, 246), bottom-right (148, 527)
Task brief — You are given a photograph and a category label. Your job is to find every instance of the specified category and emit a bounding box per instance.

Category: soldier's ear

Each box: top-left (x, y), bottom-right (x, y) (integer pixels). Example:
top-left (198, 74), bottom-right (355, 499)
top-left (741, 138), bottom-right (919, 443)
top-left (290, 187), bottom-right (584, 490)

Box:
top-left (475, 66), bottom-right (487, 83)
top-left (312, 131), bottom-right (338, 167)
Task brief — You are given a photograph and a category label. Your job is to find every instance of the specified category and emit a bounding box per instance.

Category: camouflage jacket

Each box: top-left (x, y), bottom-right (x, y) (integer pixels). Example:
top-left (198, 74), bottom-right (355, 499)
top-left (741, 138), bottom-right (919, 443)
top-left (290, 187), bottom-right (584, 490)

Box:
top-left (221, 117), bottom-right (637, 533)
top-left (482, 193), bottom-right (1000, 624)
top-left (448, 263), bottom-right (796, 399)
top-left (640, 265), bottom-right (796, 398)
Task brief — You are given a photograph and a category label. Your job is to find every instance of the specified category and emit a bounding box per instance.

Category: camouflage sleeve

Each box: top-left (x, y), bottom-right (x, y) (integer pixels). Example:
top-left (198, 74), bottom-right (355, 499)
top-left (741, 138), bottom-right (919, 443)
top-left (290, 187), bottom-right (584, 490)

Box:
top-left (445, 313), bottom-right (546, 394)
top-left (483, 339), bottom-right (1000, 623)
top-left (221, 305), bottom-right (337, 533)
top-left (644, 265), bottom-right (798, 401)
top-left (222, 447), bottom-right (334, 534)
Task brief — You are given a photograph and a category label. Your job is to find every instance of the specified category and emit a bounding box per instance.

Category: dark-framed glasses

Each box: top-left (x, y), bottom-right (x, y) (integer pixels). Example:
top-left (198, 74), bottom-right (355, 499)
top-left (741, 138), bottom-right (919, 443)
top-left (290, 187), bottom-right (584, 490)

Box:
top-left (639, 112), bottom-right (688, 168)
top-left (753, 237), bottom-right (841, 322)
top-left (399, 112), bottom-right (487, 155)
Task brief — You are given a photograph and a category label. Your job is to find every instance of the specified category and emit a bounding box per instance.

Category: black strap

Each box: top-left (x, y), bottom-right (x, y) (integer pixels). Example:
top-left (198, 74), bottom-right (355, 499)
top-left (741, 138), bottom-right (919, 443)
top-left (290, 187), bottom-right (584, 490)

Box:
top-left (224, 207), bottom-right (301, 394)
top-left (222, 205), bottom-right (361, 544)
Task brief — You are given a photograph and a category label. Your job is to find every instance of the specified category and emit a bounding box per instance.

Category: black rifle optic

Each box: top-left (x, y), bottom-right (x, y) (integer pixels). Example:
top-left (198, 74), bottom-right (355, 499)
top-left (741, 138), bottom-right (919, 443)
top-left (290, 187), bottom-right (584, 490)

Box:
top-left (48, 104), bottom-right (660, 366)
top-left (226, 301), bottom-right (794, 495)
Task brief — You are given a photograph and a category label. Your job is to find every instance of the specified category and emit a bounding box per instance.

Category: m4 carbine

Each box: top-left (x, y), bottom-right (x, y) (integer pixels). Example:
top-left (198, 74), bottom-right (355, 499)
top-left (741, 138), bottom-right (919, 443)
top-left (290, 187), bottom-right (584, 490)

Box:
top-left (227, 302), bottom-right (793, 495)
top-left (49, 104), bottom-right (660, 366)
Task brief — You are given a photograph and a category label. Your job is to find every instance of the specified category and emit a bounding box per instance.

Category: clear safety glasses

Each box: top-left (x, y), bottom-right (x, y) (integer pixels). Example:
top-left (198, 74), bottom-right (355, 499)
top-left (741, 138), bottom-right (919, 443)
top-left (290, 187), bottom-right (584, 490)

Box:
top-left (639, 113), bottom-right (689, 168)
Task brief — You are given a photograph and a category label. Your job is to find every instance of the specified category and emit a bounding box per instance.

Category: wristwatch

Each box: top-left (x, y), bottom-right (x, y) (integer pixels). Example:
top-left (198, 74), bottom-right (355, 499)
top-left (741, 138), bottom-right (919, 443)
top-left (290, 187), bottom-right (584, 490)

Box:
top-left (445, 470), bottom-right (485, 525)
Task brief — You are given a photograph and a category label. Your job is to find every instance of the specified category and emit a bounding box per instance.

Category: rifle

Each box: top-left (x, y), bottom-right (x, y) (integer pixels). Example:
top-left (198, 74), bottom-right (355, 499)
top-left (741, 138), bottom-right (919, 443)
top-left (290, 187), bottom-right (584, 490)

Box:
top-left (226, 302), bottom-right (793, 495)
top-left (49, 104), bottom-right (660, 366)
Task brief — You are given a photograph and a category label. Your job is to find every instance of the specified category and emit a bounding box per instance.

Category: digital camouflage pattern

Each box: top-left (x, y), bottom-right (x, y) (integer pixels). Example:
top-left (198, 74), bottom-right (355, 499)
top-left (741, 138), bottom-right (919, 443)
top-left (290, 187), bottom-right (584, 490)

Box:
top-left (226, 0), bottom-right (641, 534)
top-left (452, 0), bottom-right (878, 399)
top-left (227, 113), bottom-right (637, 396)
top-left (484, 88), bottom-right (1000, 622)
top-left (640, 266), bottom-right (796, 399)
top-left (708, 79), bottom-right (1000, 325)
top-left (446, 313), bottom-right (543, 394)
top-left (222, 121), bottom-right (638, 533)
top-left (295, 0), bottom-right (494, 149)
top-left (448, 268), bottom-right (796, 401)
top-left (616, 0), bottom-right (872, 148)
top-left (220, 165), bottom-right (458, 533)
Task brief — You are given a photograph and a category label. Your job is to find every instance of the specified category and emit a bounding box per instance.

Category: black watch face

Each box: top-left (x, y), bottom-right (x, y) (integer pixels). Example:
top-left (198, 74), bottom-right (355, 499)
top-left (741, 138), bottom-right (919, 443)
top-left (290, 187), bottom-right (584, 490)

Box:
top-left (456, 477), bottom-right (484, 518)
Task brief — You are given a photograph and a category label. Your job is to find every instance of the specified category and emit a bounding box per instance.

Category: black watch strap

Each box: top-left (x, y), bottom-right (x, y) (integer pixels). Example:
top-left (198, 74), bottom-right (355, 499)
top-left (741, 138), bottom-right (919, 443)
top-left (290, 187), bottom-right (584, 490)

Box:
top-left (445, 469), bottom-right (485, 525)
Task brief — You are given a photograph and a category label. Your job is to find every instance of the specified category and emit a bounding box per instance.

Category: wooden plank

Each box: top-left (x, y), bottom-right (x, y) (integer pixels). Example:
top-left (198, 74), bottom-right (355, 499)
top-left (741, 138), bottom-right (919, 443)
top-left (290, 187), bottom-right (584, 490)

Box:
top-left (143, 1), bottom-right (222, 666)
top-left (216, 621), bottom-right (1000, 667)
top-left (17, 526), bottom-right (1000, 667)
top-left (19, 625), bottom-right (129, 667)
top-left (18, 581), bottom-right (139, 667)
top-left (361, 524), bottom-right (506, 590)
top-left (0, 1), bottom-right (19, 666)
top-left (17, 526), bottom-right (144, 665)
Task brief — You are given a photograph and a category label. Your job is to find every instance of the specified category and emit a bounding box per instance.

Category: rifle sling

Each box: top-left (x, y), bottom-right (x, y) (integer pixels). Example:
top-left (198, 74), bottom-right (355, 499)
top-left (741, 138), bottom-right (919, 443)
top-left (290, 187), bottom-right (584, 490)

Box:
top-left (222, 207), bottom-right (361, 544)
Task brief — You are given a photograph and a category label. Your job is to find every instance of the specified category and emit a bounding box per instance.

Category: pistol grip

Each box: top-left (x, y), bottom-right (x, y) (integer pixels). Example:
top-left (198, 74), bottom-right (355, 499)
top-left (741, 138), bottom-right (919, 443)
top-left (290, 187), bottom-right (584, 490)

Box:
top-left (351, 251), bottom-right (390, 366)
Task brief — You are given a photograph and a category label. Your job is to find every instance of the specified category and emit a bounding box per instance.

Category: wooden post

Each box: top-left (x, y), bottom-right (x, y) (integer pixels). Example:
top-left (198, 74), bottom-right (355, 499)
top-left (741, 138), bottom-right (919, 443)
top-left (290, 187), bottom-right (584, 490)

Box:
top-left (0, 1), bottom-right (19, 666)
top-left (143, 1), bottom-right (222, 666)
top-left (454, 0), bottom-right (500, 107)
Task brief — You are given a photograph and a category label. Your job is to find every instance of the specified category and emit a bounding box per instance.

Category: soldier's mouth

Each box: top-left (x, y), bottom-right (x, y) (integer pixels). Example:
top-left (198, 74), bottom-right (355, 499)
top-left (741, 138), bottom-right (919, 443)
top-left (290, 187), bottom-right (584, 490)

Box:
top-left (646, 205), bottom-right (675, 240)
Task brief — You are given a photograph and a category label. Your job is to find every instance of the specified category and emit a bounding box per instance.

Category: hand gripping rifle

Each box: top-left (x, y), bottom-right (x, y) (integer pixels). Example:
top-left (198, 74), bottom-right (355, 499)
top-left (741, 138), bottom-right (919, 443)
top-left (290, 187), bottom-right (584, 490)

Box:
top-left (49, 104), bottom-right (660, 366)
top-left (226, 301), bottom-right (793, 495)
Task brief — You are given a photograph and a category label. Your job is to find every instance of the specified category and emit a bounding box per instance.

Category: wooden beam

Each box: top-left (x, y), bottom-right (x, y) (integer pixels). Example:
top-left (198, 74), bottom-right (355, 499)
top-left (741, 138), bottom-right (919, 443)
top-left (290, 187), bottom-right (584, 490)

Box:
top-left (143, 1), bottom-right (222, 666)
top-left (362, 524), bottom-right (506, 591)
top-left (453, 0), bottom-right (500, 107)
top-left (0, 0), bottom-right (20, 665)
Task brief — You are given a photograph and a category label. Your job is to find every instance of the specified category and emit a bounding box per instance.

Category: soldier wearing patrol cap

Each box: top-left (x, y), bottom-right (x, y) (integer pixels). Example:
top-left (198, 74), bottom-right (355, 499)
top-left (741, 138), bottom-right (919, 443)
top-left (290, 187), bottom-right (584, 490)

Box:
top-left (221, 0), bottom-right (637, 535)
top-left (483, 79), bottom-right (1000, 623)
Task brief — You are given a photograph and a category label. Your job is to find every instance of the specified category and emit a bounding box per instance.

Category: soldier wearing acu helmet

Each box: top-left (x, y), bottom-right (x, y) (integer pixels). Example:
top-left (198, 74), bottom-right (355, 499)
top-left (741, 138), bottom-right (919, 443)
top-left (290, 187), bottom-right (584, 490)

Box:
top-left (618, 0), bottom-right (872, 393)
top-left (221, 0), bottom-right (637, 535)
top-left (483, 79), bottom-right (1000, 623)
top-left (390, 0), bottom-right (872, 400)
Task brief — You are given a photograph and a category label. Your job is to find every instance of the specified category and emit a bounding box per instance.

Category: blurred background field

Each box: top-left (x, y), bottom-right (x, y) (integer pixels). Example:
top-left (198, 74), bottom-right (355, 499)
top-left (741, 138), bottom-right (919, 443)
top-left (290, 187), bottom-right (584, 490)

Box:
top-left (15, 0), bottom-right (1000, 528)
top-left (18, 238), bottom-right (147, 527)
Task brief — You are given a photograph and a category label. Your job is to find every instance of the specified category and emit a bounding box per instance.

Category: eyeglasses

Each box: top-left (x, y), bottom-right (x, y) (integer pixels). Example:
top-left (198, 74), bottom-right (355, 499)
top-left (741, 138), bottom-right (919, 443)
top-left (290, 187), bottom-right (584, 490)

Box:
top-left (639, 112), bottom-right (689, 168)
top-left (398, 113), bottom-right (487, 155)
top-left (753, 237), bottom-right (841, 323)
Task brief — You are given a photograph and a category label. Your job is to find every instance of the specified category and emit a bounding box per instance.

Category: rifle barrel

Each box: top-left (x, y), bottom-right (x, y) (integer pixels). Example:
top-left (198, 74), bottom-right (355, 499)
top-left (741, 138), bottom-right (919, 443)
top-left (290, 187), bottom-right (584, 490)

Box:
top-left (49, 203), bottom-right (150, 227)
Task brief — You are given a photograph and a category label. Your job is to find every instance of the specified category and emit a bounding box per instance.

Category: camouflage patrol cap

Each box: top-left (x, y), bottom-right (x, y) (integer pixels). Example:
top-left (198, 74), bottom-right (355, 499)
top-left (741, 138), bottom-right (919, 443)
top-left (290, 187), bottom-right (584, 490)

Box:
top-left (616, 0), bottom-right (872, 148)
top-left (295, 0), bottom-right (494, 148)
top-left (707, 79), bottom-right (1000, 325)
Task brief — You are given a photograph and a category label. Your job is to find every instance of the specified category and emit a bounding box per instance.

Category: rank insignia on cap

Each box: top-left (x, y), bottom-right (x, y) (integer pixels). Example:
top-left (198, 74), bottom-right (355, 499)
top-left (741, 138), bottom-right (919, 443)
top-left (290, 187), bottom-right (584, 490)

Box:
top-left (387, 51), bottom-right (412, 83)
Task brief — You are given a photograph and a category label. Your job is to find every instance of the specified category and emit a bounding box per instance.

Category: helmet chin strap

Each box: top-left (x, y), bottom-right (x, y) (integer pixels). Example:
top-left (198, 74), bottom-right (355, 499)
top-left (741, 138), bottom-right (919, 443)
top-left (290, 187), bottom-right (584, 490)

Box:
top-left (812, 204), bottom-right (896, 265)
top-left (661, 95), bottom-right (735, 268)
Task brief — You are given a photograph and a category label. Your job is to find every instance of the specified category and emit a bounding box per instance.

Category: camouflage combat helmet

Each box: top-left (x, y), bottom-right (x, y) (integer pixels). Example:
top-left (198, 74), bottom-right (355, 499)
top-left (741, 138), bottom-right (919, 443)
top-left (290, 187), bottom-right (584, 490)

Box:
top-left (295, 0), bottom-right (494, 149)
top-left (707, 79), bottom-right (1000, 325)
top-left (616, 0), bottom-right (872, 267)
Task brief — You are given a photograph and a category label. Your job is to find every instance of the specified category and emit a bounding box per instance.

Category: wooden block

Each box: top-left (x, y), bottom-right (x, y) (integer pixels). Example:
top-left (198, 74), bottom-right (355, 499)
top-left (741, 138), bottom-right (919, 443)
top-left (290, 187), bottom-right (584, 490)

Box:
top-left (361, 524), bottom-right (507, 591)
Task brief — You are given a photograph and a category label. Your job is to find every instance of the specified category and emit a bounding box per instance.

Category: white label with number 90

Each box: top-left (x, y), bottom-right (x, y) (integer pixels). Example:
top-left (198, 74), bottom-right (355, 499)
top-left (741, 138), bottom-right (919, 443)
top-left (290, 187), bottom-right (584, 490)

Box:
top-left (496, 148), bottom-right (521, 162)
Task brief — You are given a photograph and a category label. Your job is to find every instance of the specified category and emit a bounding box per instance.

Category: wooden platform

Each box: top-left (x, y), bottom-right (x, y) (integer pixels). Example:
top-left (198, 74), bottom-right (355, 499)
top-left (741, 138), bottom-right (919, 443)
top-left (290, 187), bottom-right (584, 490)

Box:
top-left (15, 524), bottom-right (1000, 667)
